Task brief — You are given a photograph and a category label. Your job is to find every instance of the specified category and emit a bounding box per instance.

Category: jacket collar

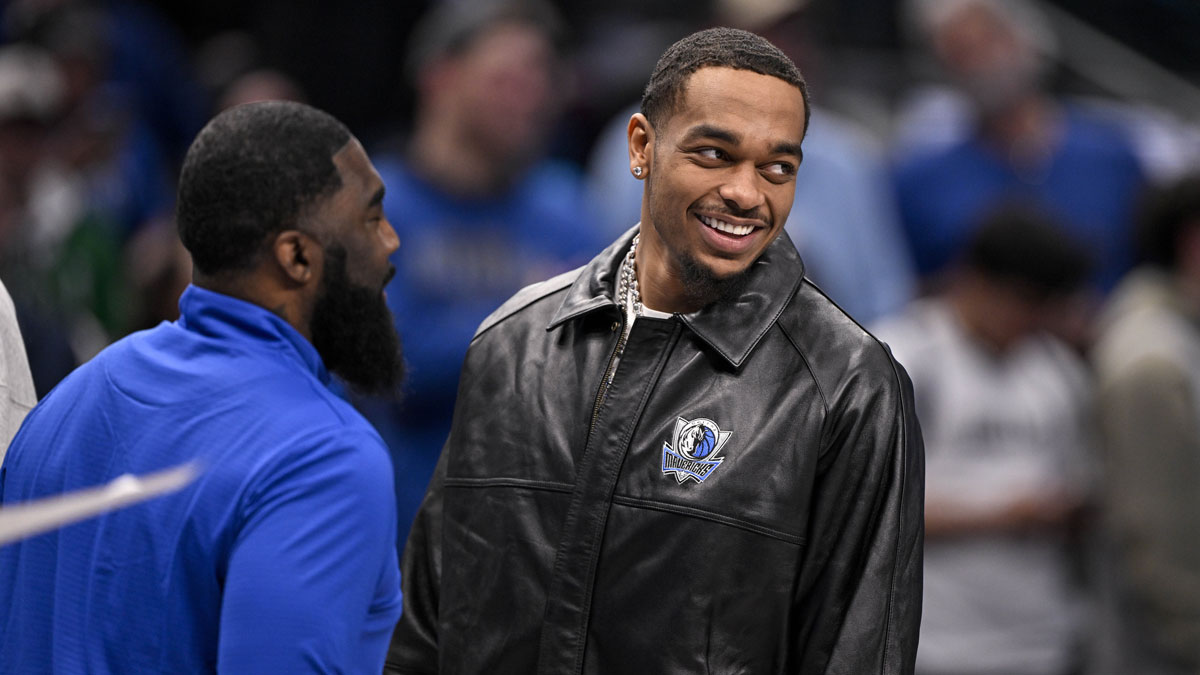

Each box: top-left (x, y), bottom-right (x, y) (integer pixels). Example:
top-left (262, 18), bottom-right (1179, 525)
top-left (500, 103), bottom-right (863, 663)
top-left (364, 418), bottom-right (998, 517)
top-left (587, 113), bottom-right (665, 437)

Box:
top-left (549, 226), bottom-right (806, 368)
top-left (177, 284), bottom-right (331, 385)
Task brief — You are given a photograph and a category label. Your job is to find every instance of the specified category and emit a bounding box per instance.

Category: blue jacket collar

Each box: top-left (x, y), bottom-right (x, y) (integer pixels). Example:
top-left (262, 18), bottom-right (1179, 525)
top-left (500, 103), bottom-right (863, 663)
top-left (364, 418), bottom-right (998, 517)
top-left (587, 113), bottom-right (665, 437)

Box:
top-left (176, 285), bottom-right (330, 385)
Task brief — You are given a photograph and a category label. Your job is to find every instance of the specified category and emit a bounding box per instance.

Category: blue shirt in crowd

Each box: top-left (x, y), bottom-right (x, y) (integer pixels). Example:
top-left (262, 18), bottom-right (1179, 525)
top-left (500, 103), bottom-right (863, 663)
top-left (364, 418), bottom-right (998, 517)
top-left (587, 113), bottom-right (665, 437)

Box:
top-left (893, 106), bottom-right (1146, 291)
top-left (0, 285), bottom-right (403, 674)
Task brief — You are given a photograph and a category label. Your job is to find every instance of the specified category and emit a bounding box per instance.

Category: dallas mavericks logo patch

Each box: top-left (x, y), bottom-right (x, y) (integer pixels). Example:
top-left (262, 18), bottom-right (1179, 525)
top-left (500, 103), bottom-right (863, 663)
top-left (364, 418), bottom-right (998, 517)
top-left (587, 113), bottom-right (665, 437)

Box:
top-left (662, 417), bottom-right (731, 484)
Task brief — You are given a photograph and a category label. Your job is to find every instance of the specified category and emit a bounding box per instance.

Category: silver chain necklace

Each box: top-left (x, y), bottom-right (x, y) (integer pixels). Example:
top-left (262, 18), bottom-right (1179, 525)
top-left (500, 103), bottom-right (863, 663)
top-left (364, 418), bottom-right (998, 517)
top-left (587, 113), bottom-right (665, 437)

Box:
top-left (617, 233), bottom-right (642, 319)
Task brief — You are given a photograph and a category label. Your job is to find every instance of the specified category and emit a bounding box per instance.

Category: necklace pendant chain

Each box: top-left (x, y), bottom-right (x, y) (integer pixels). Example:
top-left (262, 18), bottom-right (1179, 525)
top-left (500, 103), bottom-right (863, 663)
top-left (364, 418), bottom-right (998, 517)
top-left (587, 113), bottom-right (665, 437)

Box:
top-left (617, 233), bottom-right (643, 319)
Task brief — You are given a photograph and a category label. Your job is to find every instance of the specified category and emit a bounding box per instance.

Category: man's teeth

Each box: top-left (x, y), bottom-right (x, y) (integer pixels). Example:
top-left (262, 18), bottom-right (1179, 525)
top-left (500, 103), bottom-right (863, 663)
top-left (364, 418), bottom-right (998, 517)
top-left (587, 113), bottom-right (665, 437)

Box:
top-left (700, 215), bottom-right (754, 236)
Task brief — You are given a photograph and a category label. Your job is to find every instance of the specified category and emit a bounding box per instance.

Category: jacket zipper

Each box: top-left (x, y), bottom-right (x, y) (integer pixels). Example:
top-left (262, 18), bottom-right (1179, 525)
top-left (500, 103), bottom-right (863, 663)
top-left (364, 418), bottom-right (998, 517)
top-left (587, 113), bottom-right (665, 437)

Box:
top-left (589, 314), bottom-right (629, 435)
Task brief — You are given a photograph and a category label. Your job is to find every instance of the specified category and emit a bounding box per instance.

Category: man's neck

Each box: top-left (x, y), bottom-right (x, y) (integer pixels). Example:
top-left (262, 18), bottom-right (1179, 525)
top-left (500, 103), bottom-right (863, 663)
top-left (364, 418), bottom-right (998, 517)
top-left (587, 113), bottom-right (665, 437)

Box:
top-left (194, 271), bottom-right (312, 341)
top-left (632, 228), bottom-right (705, 315)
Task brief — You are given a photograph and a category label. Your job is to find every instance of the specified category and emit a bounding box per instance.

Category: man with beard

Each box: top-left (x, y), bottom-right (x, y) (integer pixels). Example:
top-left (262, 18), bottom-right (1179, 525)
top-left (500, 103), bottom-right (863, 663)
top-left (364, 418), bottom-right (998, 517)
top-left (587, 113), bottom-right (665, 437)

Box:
top-left (388, 28), bottom-right (924, 674)
top-left (0, 101), bottom-right (405, 673)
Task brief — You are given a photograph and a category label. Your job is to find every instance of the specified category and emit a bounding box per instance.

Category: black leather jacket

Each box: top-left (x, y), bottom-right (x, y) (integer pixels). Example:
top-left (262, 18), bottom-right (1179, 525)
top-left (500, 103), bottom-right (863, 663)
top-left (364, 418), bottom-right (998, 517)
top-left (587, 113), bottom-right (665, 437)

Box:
top-left (387, 230), bottom-right (924, 674)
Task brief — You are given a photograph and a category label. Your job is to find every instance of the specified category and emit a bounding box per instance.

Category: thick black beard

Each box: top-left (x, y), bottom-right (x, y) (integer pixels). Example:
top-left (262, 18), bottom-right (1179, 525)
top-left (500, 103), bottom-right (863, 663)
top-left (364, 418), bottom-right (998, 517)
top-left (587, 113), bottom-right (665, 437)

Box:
top-left (310, 245), bottom-right (405, 397)
top-left (677, 250), bottom-right (753, 309)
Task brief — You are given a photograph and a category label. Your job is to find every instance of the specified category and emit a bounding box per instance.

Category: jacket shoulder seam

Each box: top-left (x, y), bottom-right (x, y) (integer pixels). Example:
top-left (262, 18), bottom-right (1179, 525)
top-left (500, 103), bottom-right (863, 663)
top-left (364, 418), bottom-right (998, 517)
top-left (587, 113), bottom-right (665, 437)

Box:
top-left (878, 350), bottom-right (915, 671)
top-left (775, 314), bottom-right (831, 446)
top-left (472, 267), bottom-right (580, 341)
top-left (779, 279), bottom-right (901, 457)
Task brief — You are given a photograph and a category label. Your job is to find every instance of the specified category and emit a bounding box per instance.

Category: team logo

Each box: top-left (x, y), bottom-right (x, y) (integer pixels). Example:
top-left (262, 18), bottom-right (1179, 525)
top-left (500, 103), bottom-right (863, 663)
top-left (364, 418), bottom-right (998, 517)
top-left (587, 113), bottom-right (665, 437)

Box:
top-left (661, 417), bottom-right (731, 484)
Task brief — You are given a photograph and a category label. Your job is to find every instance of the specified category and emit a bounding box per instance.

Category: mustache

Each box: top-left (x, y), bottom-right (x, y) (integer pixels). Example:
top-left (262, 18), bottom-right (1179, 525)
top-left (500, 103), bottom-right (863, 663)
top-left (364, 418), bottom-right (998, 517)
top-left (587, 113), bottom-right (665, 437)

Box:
top-left (694, 202), bottom-right (771, 228)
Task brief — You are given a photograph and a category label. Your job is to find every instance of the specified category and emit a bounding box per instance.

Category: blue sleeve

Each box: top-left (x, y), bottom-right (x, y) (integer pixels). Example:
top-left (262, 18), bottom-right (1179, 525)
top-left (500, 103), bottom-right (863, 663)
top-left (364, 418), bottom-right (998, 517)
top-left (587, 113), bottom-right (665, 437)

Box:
top-left (844, 160), bottom-right (917, 321)
top-left (217, 429), bottom-right (403, 673)
top-left (890, 157), bottom-right (933, 278)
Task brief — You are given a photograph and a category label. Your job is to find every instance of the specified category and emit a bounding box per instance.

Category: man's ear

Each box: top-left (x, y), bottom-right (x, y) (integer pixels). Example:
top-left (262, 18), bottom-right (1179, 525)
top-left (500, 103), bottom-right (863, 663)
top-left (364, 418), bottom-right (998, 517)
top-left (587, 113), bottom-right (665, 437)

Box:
top-left (271, 229), bottom-right (322, 287)
top-left (628, 113), bottom-right (654, 178)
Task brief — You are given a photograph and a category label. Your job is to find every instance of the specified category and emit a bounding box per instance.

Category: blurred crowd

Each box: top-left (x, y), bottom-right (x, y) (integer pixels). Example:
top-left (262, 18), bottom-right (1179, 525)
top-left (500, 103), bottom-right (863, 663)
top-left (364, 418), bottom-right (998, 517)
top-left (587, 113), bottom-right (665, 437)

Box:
top-left (1, 0), bottom-right (1198, 673)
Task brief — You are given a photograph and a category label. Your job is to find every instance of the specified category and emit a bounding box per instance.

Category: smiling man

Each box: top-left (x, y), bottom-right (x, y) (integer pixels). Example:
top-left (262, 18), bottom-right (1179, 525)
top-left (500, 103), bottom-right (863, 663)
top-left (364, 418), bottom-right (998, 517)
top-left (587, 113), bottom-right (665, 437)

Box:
top-left (0, 101), bottom-right (404, 673)
top-left (388, 28), bottom-right (924, 674)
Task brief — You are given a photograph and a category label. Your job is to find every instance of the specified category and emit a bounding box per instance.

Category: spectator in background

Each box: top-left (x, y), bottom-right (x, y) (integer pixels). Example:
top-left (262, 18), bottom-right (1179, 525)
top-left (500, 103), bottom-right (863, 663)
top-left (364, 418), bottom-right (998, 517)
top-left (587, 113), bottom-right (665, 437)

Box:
top-left (0, 276), bottom-right (34, 458)
top-left (1092, 173), bottom-right (1200, 675)
top-left (3, 0), bottom-right (207, 167)
top-left (23, 3), bottom-right (175, 240)
top-left (894, 0), bottom-right (1145, 296)
top-left (364, 0), bottom-right (604, 553)
top-left (587, 2), bottom-right (916, 324)
top-left (0, 44), bottom-right (78, 396)
top-left (0, 4), bottom-right (189, 391)
top-left (20, 3), bottom-right (173, 359)
top-left (873, 207), bottom-right (1095, 675)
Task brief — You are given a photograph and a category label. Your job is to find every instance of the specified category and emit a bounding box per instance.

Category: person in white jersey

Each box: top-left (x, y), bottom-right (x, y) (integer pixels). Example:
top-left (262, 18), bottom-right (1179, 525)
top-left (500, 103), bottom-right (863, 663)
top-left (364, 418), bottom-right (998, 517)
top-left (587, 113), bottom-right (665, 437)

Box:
top-left (874, 205), bottom-right (1095, 675)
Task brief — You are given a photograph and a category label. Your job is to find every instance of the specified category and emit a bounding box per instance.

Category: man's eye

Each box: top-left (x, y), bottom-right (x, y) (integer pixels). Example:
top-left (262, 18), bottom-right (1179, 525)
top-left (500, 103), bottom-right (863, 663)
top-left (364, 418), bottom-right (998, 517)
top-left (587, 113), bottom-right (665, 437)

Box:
top-left (696, 148), bottom-right (725, 160)
top-left (763, 162), bottom-right (795, 177)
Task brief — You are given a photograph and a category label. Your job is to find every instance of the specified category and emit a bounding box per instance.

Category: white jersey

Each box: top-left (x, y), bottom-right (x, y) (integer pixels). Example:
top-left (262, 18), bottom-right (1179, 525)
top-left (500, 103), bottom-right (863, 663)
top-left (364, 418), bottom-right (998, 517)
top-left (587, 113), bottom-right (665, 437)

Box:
top-left (873, 299), bottom-right (1092, 675)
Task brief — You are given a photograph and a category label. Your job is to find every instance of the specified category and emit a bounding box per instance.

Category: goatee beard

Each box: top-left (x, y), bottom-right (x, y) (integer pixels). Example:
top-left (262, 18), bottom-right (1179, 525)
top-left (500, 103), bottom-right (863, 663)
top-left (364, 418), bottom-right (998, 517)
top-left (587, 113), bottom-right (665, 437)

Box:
top-left (644, 168), bottom-right (759, 309)
top-left (310, 245), bottom-right (406, 397)
top-left (677, 251), bottom-right (752, 309)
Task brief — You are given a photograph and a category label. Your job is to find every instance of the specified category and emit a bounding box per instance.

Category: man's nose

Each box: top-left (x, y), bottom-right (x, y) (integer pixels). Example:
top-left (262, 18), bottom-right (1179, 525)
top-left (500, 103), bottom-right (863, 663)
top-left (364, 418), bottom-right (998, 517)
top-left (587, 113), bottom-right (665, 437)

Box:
top-left (719, 163), bottom-right (765, 213)
top-left (380, 217), bottom-right (400, 255)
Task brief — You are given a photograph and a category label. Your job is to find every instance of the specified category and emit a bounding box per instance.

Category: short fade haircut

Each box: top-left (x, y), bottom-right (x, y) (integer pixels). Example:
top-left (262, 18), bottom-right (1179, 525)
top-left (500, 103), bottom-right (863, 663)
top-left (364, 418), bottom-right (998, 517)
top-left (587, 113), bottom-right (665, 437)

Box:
top-left (1136, 171), bottom-right (1200, 271)
top-left (641, 27), bottom-right (810, 137)
top-left (964, 204), bottom-right (1092, 300)
top-left (177, 101), bottom-right (351, 275)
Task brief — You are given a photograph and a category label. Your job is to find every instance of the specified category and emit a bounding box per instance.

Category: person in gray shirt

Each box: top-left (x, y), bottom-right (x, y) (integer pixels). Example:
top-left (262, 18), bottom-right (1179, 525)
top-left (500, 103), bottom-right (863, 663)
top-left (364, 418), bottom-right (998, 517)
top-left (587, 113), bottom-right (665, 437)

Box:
top-left (0, 276), bottom-right (34, 460)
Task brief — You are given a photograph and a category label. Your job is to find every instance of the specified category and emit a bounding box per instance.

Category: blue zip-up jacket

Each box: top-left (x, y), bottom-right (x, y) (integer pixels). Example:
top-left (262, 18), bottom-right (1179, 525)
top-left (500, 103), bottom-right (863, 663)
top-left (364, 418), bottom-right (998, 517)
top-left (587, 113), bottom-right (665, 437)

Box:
top-left (0, 285), bottom-right (403, 673)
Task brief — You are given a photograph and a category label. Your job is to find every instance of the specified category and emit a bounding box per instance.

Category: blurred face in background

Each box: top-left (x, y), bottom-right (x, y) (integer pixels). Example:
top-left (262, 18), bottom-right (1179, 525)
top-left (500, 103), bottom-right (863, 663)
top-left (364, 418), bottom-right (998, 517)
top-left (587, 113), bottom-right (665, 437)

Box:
top-left (979, 281), bottom-right (1047, 351)
top-left (960, 271), bottom-right (1068, 352)
top-left (0, 119), bottom-right (49, 190)
top-left (931, 1), bottom-right (1044, 114)
top-left (444, 21), bottom-right (558, 166)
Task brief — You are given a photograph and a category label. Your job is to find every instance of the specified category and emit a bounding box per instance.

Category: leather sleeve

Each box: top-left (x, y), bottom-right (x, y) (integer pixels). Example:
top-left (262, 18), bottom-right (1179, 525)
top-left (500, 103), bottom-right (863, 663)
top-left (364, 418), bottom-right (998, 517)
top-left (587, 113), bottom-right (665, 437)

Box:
top-left (385, 447), bottom-right (449, 674)
top-left (792, 350), bottom-right (925, 674)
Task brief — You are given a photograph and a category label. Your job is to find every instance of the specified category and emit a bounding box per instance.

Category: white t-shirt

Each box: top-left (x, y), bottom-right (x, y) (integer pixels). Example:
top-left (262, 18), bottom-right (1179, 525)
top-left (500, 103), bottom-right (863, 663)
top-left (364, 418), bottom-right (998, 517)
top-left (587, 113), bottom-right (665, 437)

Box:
top-left (873, 299), bottom-right (1092, 675)
top-left (610, 274), bottom-right (671, 383)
